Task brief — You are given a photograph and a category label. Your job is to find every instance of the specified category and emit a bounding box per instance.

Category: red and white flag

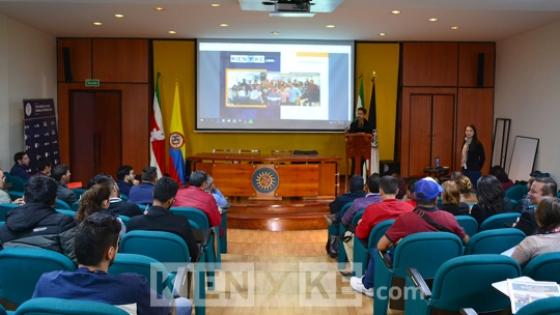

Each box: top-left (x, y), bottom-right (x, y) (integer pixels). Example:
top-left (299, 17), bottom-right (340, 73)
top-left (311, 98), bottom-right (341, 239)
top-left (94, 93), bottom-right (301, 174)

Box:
top-left (150, 73), bottom-right (166, 177)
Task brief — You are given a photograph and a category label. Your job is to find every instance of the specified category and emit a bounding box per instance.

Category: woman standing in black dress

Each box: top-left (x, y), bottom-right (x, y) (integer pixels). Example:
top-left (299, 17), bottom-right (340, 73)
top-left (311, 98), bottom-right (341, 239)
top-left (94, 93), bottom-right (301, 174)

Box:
top-left (461, 124), bottom-right (485, 188)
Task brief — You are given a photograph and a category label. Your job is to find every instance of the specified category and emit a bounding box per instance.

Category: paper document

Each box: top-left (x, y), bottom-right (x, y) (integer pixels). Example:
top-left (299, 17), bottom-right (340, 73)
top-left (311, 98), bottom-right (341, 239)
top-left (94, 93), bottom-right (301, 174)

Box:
top-left (493, 276), bottom-right (560, 313)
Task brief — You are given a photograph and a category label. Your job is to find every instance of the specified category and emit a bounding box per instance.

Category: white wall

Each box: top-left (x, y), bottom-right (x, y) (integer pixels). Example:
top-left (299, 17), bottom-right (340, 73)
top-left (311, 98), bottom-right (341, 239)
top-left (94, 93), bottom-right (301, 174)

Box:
top-left (0, 13), bottom-right (56, 170)
top-left (495, 18), bottom-right (560, 180)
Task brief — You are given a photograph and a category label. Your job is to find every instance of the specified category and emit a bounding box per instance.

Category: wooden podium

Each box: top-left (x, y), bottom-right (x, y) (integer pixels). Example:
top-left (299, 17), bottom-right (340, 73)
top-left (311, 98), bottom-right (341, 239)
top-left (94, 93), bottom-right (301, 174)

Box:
top-left (345, 133), bottom-right (373, 177)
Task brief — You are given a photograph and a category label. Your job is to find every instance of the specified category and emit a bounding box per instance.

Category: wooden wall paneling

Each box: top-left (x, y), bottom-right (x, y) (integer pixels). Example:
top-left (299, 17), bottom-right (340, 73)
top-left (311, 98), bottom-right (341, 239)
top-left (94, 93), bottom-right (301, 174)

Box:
top-left (120, 84), bottom-right (149, 171)
top-left (92, 39), bottom-right (149, 83)
top-left (455, 88), bottom-right (494, 175)
top-left (400, 88), bottom-right (412, 176)
top-left (210, 164), bottom-right (254, 197)
top-left (431, 94), bottom-right (456, 169)
top-left (69, 91), bottom-right (95, 183)
top-left (408, 94), bottom-right (432, 176)
top-left (57, 38), bottom-right (91, 82)
top-left (276, 164), bottom-right (320, 197)
top-left (318, 162), bottom-right (337, 196)
top-left (402, 43), bottom-right (458, 87)
top-left (458, 43), bottom-right (496, 87)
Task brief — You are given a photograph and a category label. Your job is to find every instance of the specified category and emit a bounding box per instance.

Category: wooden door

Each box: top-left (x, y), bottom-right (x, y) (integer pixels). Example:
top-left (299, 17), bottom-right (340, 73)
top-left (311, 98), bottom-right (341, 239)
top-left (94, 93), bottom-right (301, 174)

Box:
top-left (70, 91), bottom-right (122, 185)
top-left (408, 95), bottom-right (432, 176)
top-left (432, 94), bottom-right (455, 169)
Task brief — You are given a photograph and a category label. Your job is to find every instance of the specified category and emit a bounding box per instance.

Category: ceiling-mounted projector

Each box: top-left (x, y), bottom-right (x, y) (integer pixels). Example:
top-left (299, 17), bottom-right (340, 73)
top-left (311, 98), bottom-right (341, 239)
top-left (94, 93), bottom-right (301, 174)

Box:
top-left (239, 0), bottom-right (342, 15)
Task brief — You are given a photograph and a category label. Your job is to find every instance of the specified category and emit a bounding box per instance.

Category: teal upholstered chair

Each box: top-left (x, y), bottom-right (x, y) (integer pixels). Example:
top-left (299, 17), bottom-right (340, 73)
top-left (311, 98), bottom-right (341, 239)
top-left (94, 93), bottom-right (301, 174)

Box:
top-left (118, 215), bottom-right (130, 227)
top-left (0, 202), bottom-right (19, 221)
top-left (120, 231), bottom-right (204, 314)
top-left (109, 253), bottom-right (174, 299)
top-left (8, 191), bottom-right (24, 201)
top-left (71, 188), bottom-right (86, 198)
top-left (479, 212), bottom-right (521, 231)
top-left (505, 184), bottom-right (529, 202)
top-left (0, 304), bottom-right (5, 315)
top-left (465, 228), bottom-right (525, 254)
top-left (350, 208), bottom-right (365, 275)
top-left (0, 248), bottom-right (76, 307)
top-left (55, 199), bottom-right (72, 210)
top-left (408, 255), bottom-right (521, 314)
top-left (14, 297), bottom-right (128, 315)
top-left (523, 252), bottom-right (560, 283)
top-left (456, 215), bottom-right (478, 237)
top-left (516, 296), bottom-right (560, 315)
top-left (120, 230), bottom-right (191, 263)
top-left (5, 174), bottom-right (25, 192)
top-left (220, 207), bottom-right (228, 253)
top-left (373, 232), bottom-right (464, 315)
top-left (171, 207), bottom-right (220, 267)
top-left (334, 202), bottom-right (353, 268)
top-left (352, 218), bottom-right (393, 277)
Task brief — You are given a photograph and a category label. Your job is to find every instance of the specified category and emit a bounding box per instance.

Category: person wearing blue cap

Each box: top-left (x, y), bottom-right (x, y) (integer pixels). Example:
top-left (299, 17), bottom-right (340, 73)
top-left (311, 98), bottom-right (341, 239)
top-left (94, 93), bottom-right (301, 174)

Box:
top-left (377, 178), bottom-right (468, 251)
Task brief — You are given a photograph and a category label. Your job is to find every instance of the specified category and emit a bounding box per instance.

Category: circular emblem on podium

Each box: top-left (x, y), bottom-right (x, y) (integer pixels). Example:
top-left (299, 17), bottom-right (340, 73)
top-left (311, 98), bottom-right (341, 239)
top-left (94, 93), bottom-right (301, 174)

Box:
top-left (252, 167), bottom-right (279, 194)
top-left (169, 132), bottom-right (185, 149)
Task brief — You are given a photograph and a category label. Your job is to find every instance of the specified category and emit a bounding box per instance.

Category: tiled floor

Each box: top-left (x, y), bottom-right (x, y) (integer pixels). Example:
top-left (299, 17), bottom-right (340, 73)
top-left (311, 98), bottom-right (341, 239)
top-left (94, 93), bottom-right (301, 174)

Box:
top-left (204, 229), bottom-right (376, 315)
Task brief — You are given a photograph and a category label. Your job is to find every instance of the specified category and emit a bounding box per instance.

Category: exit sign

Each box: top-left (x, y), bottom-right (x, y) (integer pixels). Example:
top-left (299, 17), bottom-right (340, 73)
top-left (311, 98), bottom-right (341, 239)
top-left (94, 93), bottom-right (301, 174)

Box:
top-left (85, 79), bottom-right (100, 87)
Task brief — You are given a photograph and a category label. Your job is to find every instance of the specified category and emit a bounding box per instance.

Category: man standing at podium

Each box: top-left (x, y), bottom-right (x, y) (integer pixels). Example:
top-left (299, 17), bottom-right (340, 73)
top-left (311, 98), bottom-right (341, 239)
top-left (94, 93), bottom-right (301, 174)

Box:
top-left (348, 108), bottom-right (372, 133)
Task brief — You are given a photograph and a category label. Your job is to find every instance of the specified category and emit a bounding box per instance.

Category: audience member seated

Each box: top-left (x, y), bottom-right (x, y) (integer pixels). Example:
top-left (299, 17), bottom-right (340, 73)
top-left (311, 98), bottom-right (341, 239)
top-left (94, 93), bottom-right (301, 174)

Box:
top-left (128, 166), bottom-right (157, 205)
top-left (404, 178), bottom-right (418, 207)
top-left (0, 168), bottom-right (11, 203)
top-left (34, 159), bottom-right (52, 177)
top-left (350, 177), bottom-right (468, 297)
top-left (52, 164), bottom-right (77, 206)
top-left (77, 184), bottom-right (126, 237)
top-left (514, 177), bottom-right (557, 235)
top-left (90, 174), bottom-right (142, 217)
top-left (350, 175), bottom-right (415, 296)
top-left (0, 176), bottom-right (76, 254)
top-left (9, 151), bottom-right (31, 181)
top-left (512, 197), bottom-right (560, 265)
top-left (116, 165), bottom-right (138, 197)
top-left (128, 177), bottom-right (200, 262)
top-left (328, 175), bottom-right (365, 223)
top-left (204, 175), bottom-right (229, 211)
top-left (470, 175), bottom-right (511, 225)
top-left (451, 172), bottom-right (478, 207)
top-left (439, 180), bottom-right (470, 215)
top-left (341, 174), bottom-right (382, 228)
top-left (490, 165), bottom-right (514, 191)
top-left (174, 171), bottom-right (221, 227)
top-left (32, 212), bottom-right (190, 315)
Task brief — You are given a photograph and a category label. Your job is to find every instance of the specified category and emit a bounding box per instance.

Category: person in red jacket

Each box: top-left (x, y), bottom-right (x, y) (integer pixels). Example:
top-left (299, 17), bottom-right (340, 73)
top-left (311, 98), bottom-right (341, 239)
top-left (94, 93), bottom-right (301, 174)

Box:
top-left (173, 171), bottom-right (221, 227)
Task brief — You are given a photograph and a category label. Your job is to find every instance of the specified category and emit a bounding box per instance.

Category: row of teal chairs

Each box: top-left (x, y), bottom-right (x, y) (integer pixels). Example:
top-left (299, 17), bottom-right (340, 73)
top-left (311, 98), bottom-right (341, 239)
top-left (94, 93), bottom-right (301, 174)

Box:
top-left (1, 297), bottom-right (129, 315)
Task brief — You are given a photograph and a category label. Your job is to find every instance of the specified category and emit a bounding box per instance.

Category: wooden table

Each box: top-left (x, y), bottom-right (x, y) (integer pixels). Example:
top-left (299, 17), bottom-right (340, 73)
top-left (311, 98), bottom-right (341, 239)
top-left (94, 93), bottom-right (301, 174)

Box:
top-left (189, 153), bottom-right (339, 199)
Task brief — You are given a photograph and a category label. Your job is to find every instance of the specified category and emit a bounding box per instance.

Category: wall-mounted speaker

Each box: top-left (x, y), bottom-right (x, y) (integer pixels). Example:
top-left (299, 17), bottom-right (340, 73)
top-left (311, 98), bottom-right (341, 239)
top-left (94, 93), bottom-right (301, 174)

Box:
top-left (477, 53), bottom-right (485, 87)
top-left (62, 47), bottom-right (73, 82)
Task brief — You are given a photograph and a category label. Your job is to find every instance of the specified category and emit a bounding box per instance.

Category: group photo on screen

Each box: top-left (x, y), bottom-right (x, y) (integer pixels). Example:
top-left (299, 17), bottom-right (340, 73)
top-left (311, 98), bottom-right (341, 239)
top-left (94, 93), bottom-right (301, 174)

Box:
top-left (226, 70), bottom-right (321, 109)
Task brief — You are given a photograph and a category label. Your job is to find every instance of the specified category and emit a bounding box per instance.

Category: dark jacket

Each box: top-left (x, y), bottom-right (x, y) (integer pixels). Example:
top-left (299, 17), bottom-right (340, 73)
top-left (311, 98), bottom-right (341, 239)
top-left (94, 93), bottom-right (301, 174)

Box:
top-left (465, 141), bottom-right (485, 171)
top-left (117, 180), bottom-right (132, 197)
top-left (109, 198), bottom-right (143, 217)
top-left (128, 183), bottom-right (154, 205)
top-left (127, 206), bottom-right (200, 262)
top-left (439, 202), bottom-right (470, 216)
top-left (0, 202), bottom-right (77, 256)
top-left (515, 209), bottom-right (538, 236)
top-left (349, 119), bottom-right (372, 133)
top-left (56, 183), bottom-right (77, 206)
top-left (9, 164), bottom-right (31, 181)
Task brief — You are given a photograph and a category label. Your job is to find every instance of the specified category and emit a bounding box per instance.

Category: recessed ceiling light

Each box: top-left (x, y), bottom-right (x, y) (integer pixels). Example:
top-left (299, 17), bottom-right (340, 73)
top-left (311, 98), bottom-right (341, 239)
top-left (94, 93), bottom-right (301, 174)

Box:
top-left (450, 26), bottom-right (459, 30)
top-left (271, 31), bottom-right (280, 35)
top-left (168, 30), bottom-right (176, 34)
top-left (114, 13), bottom-right (124, 18)
top-left (391, 10), bottom-right (401, 15)
top-left (429, 17), bottom-right (438, 22)
top-left (154, 6), bottom-right (164, 11)
top-left (93, 21), bottom-right (103, 26)
top-left (219, 23), bottom-right (229, 27)
top-left (378, 32), bottom-right (386, 36)
top-left (211, 3), bottom-right (221, 7)
top-left (325, 24), bottom-right (336, 28)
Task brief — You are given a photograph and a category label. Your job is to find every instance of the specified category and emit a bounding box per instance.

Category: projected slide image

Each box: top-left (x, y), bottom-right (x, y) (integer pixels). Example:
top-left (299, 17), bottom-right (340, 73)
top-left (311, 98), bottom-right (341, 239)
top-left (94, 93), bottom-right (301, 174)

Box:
top-left (226, 69), bottom-right (320, 109)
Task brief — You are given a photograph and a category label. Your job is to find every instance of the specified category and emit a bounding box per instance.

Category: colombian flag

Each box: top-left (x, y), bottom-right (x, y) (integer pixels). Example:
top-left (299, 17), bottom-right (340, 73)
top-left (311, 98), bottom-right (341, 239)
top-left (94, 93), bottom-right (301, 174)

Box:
top-left (168, 82), bottom-right (187, 186)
